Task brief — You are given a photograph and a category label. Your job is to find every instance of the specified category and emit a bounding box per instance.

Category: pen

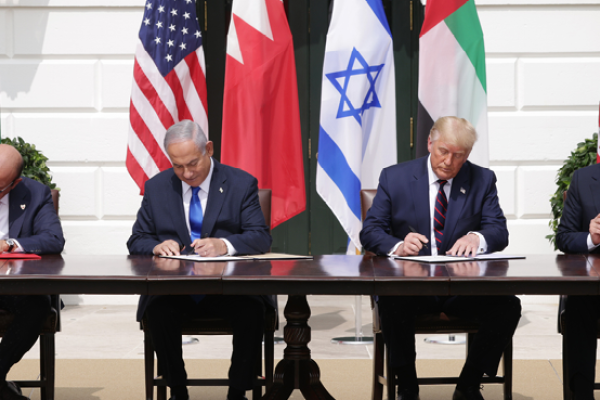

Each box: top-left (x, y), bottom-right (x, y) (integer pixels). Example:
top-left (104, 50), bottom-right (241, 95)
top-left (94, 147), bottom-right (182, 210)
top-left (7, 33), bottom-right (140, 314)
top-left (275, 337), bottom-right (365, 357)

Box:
top-left (408, 225), bottom-right (428, 249)
top-left (180, 245), bottom-right (197, 256)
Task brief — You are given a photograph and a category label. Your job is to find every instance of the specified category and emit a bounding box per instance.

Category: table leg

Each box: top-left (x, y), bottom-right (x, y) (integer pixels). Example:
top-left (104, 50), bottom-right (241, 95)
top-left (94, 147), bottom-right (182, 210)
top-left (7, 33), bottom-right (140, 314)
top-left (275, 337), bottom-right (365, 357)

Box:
top-left (262, 295), bottom-right (335, 400)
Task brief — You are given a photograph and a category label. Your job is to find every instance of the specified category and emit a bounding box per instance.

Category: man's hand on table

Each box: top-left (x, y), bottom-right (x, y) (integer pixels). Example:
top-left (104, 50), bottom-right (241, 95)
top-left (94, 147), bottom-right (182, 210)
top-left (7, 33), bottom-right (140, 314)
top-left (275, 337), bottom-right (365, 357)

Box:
top-left (0, 240), bottom-right (16, 253)
top-left (447, 233), bottom-right (480, 257)
top-left (153, 240), bottom-right (181, 256)
top-left (589, 214), bottom-right (600, 246)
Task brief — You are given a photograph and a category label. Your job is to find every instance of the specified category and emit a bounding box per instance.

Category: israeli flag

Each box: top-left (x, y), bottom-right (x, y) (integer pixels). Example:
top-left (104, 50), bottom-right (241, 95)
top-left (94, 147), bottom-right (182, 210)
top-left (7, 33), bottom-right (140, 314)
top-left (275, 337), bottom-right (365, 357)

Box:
top-left (316, 0), bottom-right (397, 253)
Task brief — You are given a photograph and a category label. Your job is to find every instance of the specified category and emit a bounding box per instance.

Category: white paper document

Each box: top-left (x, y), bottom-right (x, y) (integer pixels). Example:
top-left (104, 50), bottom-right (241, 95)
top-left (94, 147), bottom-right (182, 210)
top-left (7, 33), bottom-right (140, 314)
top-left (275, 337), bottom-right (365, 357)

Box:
top-left (158, 252), bottom-right (313, 262)
top-left (393, 254), bottom-right (526, 263)
top-left (159, 255), bottom-right (243, 262)
top-left (240, 253), bottom-right (313, 260)
top-left (393, 255), bottom-right (475, 263)
top-left (469, 254), bottom-right (526, 260)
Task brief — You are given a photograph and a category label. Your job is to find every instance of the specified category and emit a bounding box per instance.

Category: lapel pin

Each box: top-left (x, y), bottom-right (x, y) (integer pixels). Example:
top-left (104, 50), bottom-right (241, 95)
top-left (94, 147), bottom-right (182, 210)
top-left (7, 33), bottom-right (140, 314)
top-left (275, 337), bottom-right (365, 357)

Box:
top-left (460, 187), bottom-right (466, 194)
top-left (219, 187), bottom-right (223, 193)
top-left (20, 204), bottom-right (26, 210)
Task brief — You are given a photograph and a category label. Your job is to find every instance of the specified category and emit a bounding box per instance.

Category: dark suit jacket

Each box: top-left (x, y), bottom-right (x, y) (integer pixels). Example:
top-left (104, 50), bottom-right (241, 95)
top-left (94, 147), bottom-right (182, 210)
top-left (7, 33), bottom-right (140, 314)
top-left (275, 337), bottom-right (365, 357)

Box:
top-left (128, 160), bottom-right (273, 321)
top-left (556, 163), bottom-right (600, 254)
top-left (360, 156), bottom-right (508, 256)
top-left (8, 177), bottom-right (65, 254)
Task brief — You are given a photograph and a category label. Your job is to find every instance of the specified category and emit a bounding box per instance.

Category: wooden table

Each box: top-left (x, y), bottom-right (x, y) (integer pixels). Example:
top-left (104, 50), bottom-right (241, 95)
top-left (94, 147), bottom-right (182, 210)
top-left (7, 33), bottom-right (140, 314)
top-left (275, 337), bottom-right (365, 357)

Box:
top-left (0, 253), bottom-right (597, 400)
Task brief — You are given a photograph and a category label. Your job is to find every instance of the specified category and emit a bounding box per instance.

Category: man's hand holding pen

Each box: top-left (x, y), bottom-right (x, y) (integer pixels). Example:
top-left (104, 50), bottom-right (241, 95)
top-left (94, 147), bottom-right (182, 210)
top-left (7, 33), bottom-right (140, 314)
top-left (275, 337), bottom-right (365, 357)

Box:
top-left (394, 232), bottom-right (429, 256)
top-left (190, 238), bottom-right (227, 257)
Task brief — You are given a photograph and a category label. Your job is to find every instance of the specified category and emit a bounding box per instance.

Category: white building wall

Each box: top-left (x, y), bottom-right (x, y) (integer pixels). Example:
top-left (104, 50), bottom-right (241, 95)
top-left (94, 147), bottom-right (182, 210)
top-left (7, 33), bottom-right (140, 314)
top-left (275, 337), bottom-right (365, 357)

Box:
top-left (479, 0), bottom-right (600, 254)
top-left (0, 0), bottom-right (599, 303)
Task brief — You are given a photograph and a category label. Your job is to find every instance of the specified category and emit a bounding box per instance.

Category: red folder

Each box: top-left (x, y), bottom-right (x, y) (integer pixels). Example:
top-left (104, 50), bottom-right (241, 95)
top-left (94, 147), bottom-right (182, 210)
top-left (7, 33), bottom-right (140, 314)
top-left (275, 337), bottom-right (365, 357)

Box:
top-left (0, 253), bottom-right (42, 260)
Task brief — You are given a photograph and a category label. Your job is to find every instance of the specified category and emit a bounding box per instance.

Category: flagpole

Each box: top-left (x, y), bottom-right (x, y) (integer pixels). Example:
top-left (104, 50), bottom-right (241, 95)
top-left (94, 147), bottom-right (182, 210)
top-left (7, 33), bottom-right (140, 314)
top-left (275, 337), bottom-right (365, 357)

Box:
top-left (317, 0), bottom-right (396, 346)
top-left (331, 295), bottom-right (373, 345)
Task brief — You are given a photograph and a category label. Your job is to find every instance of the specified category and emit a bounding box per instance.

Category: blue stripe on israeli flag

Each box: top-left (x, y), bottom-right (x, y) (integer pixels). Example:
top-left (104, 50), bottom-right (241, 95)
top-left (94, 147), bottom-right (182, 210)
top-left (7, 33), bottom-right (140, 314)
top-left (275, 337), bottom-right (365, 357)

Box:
top-left (318, 126), bottom-right (362, 221)
top-left (316, 0), bottom-right (397, 252)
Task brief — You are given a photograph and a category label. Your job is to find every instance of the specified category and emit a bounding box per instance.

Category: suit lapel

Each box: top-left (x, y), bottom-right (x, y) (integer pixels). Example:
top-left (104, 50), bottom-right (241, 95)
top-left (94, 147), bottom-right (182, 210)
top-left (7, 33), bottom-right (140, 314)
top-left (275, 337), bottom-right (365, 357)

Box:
top-left (442, 163), bottom-right (471, 253)
top-left (202, 160), bottom-right (227, 237)
top-left (168, 172), bottom-right (191, 245)
top-left (8, 181), bottom-right (29, 237)
top-left (411, 158), bottom-right (431, 252)
top-left (590, 168), bottom-right (600, 214)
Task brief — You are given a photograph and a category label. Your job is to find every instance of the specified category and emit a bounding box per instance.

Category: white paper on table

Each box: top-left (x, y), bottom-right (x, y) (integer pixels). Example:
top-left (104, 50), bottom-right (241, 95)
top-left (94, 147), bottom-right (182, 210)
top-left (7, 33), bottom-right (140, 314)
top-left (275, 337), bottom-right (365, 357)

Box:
top-left (158, 255), bottom-right (244, 262)
top-left (393, 255), bottom-right (475, 263)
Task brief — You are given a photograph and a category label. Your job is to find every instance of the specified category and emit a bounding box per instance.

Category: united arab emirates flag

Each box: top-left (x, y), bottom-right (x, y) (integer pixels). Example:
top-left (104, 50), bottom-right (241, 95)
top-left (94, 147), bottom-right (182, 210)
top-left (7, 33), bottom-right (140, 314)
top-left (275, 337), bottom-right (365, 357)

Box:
top-left (416, 0), bottom-right (489, 167)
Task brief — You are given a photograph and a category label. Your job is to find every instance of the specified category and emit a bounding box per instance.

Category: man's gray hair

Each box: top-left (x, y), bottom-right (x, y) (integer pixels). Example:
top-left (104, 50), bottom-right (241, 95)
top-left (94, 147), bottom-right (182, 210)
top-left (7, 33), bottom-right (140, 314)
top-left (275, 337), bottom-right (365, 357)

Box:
top-left (429, 116), bottom-right (477, 150)
top-left (164, 120), bottom-right (208, 154)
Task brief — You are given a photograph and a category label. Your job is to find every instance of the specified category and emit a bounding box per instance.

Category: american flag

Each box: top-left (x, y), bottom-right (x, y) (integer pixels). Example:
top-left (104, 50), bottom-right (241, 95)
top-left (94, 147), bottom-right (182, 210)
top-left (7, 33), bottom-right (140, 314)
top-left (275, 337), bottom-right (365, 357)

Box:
top-left (127, 0), bottom-right (208, 193)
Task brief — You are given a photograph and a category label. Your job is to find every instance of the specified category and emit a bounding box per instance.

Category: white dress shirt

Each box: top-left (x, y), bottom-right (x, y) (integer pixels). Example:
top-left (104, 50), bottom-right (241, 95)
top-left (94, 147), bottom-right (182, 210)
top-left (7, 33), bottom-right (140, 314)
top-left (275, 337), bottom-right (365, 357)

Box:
top-left (0, 193), bottom-right (24, 252)
top-left (587, 235), bottom-right (600, 251)
top-left (0, 195), bottom-right (9, 240)
top-left (181, 158), bottom-right (236, 255)
top-left (390, 155), bottom-right (487, 256)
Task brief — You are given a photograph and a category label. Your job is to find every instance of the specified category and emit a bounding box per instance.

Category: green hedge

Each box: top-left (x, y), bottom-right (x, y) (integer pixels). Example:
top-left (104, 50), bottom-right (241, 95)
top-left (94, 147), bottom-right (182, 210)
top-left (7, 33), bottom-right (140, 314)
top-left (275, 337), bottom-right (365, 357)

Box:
top-left (1, 137), bottom-right (57, 190)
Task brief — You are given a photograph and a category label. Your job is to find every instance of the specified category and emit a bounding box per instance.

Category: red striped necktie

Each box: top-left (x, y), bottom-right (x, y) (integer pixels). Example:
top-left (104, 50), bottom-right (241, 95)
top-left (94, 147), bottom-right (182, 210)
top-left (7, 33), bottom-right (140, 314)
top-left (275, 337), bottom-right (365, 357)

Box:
top-left (433, 180), bottom-right (448, 250)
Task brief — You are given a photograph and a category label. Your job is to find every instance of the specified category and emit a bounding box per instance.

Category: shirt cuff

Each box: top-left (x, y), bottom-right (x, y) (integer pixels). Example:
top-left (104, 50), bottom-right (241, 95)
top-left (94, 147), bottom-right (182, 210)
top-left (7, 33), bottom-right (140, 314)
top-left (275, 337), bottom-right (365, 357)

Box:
top-left (10, 239), bottom-right (24, 253)
top-left (587, 234), bottom-right (600, 251)
top-left (222, 238), bottom-right (237, 256)
top-left (467, 231), bottom-right (487, 254)
top-left (388, 241), bottom-right (403, 257)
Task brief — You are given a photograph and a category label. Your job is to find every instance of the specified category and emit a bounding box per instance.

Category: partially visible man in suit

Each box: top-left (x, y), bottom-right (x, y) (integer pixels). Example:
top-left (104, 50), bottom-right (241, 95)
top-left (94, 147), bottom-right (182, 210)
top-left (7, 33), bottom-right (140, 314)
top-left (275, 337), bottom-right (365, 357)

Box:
top-left (0, 144), bottom-right (65, 400)
top-left (360, 116), bottom-right (521, 400)
top-left (556, 163), bottom-right (600, 400)
top-left (128, 120), bottom-right (272, 400)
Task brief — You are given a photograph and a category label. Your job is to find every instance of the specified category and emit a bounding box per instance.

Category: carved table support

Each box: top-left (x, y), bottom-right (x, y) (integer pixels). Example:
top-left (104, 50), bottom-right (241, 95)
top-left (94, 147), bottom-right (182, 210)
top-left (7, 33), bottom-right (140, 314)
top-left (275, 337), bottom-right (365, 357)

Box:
top-left (262, 295), bottom-right (335, 400)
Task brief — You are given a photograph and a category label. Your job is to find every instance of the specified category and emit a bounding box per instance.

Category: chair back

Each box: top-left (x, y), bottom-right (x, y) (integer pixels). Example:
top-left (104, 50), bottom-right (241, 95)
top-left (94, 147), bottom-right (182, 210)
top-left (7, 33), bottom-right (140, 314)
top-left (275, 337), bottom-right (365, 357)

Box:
top-left (258, 189), bottom-right (272, 230)
top-left (51, 189), bottom-right (59, 215)
top-left (360, 189), bottom-right (377, 221)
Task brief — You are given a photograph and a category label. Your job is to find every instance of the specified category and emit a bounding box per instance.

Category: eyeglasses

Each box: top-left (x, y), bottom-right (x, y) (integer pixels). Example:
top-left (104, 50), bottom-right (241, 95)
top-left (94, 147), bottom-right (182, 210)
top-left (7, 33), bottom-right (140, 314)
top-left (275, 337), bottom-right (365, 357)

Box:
top-left (0, 181), bottom-right (15, 194)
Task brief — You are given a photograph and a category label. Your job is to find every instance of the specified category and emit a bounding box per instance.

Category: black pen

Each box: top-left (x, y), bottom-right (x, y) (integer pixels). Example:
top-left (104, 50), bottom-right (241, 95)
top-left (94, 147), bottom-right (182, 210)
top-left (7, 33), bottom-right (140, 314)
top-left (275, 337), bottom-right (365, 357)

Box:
top-left (408, 225), bottom-right (428, 249)
top-left (180, 245), bottom-right (197, 256)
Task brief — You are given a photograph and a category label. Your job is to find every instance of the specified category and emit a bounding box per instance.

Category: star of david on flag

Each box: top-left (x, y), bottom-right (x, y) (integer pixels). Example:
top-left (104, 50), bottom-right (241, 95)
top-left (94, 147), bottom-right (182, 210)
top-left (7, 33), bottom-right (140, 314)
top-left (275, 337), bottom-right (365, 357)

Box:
top-left (316, 0), bottom-right (397, 254)
top-left (326, 48), bottom-right (384, 125)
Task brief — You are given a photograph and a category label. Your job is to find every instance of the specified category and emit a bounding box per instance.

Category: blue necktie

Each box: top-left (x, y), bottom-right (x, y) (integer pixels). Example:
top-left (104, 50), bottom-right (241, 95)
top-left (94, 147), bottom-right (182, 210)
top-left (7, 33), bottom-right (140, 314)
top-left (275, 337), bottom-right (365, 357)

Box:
top-left (189, 186), bottom-right (205, 304)
top-left (190, 186), bottom-right (203, 241)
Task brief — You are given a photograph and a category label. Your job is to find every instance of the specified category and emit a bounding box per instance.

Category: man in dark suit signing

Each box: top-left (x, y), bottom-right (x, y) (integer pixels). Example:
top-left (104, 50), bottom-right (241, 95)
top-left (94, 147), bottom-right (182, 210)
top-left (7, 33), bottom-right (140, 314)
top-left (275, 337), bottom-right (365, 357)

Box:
top-left (360, 116), bottom-right (521, 400)
top-left (0, 144), bottom-right (65, 400)
top-left (556, 163), bottom-right (600, 400)
top-left (128, 120), bottom-right (272, 400)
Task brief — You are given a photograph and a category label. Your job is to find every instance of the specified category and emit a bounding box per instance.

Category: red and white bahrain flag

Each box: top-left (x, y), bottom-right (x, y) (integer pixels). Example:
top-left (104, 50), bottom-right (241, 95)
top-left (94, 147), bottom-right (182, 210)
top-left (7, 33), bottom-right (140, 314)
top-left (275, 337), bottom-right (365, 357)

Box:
top-left (221, 0), bottom-right (306, 228)
top-left (127, 0), bottom-right (209, 194)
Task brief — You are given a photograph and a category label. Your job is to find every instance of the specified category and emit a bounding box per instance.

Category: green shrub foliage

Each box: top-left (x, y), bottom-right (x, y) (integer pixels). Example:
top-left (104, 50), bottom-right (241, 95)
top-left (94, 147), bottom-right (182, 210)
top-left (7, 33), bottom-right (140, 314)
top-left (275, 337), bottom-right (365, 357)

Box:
top-left (1, 136), bottom-right (57, 190)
